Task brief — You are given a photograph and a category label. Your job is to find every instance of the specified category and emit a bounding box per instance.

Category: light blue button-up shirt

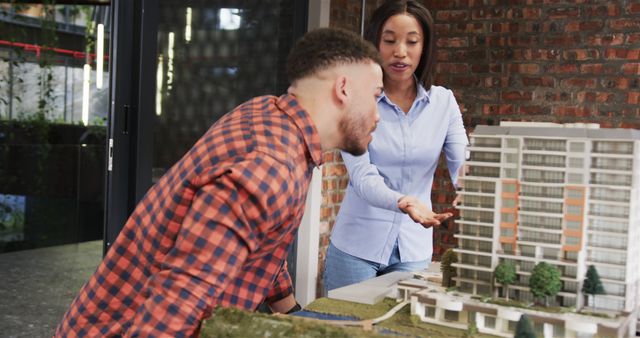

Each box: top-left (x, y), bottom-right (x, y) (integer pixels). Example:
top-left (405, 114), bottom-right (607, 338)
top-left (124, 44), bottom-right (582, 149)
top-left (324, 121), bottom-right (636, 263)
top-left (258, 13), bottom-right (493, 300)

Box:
top-left (330, 84), bottom-right (469, 264)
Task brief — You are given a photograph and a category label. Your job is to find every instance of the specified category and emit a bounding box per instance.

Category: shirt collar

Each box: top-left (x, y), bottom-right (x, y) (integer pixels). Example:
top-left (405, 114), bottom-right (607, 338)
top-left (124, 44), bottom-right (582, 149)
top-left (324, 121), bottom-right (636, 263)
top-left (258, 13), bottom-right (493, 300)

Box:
top-left (276, 94), bottom-right (324, 167)
top-left (378, 76), bottom-right (431, 105)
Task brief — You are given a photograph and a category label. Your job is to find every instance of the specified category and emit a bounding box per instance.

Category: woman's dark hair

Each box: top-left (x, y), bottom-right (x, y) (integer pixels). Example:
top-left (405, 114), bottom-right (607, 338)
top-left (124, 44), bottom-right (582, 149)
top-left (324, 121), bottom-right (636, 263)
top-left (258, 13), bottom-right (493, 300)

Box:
top-left (364, 0), bottom-right (436, 88)
top-left (287, 28), bottom-right (382, 84)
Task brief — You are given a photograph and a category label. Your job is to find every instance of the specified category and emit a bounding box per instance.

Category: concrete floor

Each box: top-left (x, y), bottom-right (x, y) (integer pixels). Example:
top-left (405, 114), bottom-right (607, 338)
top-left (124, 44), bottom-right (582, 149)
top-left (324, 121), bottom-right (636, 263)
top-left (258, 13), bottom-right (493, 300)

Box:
top-left (0, 240), bottom-right (102, 338)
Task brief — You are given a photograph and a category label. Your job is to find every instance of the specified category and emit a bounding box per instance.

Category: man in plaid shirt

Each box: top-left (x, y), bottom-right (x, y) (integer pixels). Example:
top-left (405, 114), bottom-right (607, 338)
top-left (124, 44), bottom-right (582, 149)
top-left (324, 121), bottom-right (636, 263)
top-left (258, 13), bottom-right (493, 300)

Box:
top-left (55, 28), bottom-right (384, 337)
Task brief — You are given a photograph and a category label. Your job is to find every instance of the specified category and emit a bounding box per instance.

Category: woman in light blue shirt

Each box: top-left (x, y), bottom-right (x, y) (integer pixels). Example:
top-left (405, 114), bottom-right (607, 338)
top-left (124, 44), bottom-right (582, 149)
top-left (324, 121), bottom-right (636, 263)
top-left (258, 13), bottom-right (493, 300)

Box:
top-left (324, 0), bottom-right (469, 293)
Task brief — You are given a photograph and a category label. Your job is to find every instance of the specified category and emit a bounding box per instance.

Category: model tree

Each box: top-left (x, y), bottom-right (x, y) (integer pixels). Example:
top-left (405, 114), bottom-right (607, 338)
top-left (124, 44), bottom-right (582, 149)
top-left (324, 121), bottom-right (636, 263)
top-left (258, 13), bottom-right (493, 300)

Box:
top-left (514, 314), bottom-right (536, 338)
top-left (494, 261), bottom-right (516, 301)
top-left (440, 248), bottom-right (458, 287)
top-left (582, 265), bottom-right (605, 311)
top-left (529, 262), bottom-right (561, 307)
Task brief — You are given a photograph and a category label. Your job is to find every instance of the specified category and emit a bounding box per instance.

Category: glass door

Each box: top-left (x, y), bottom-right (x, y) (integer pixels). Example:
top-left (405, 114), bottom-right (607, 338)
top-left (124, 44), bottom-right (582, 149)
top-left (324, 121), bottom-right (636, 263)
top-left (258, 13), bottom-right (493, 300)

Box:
top-left (106, 0), bottom-right (307, 249)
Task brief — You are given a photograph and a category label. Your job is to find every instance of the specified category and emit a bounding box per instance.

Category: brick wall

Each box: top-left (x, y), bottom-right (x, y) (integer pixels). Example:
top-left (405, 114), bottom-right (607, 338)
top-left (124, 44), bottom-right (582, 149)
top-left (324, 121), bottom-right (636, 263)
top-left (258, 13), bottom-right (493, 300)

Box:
top-left (318, 0), bottom-right (640, 296)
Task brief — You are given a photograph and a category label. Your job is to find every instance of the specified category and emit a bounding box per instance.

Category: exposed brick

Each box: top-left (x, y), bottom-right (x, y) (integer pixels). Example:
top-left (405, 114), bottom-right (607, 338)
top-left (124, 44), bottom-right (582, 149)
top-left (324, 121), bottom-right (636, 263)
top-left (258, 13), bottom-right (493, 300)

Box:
top-left (436, 10), bottom-right (469, 21)
top-left (601, 77), bottom-right (632, 89)
top-left (547, 7), bottom-right (580, 19)
top-left (540, 90), bottom-right (572, 102)
top-left (609, 19), bottom-right (640, 31)
top-left (561, 78), bottom-right (597, 89)
top-left (583, 4), bottom-right (620, 17)
top-left (629, 92), bottom-right (640, 105)
top-left (449, 76), bottom-right (481, 87)
top-left (580, 63), bottom-right (620, 75)
top-left (544, 34), bottom-right (581, 46)
top-left (626, 3), bottom-right (640, 15)
top-left (564, 20), bottom-right (603, 33)
top-left (628, 33), bottom-right (640, 44)
top-left (437, 63), bottom-right (470, 73)
top-left (586, 33), bottom-right (625, 46)
top-left (472, 8), bottom-right (505, 19)
top-left (437, 37), bottom-right (469, 48)
top-left (563, 49), bottom-right (599, 61)
top-left (518, 105), bottom-right (549, 115)
top-left (552, 106), bottom-right (591, 117)
top-left (521, 76), bottom-right (555, 87)
top-left (491, 22), bottom-right (520, 33)
top-left (577, 92), bottom-right (617, 104)
top-left (508, 63), bottom-right (541, 74)
top-left (622, 63), bottom-right (640, 75)
top-left (483, 76), bottom-right (509, 87)
top-left (323, 163), bottom-right (346, 177)
top-left (434, 23), bottom-right (450, 35)
top-left (604, 49), bottom-right (640, 60)
top-left (322, 151), bottom-right (334, 163)
top-left (502, 91), bottom-right (533, 101)
top-left (544, 63), bottom-right (579, 74)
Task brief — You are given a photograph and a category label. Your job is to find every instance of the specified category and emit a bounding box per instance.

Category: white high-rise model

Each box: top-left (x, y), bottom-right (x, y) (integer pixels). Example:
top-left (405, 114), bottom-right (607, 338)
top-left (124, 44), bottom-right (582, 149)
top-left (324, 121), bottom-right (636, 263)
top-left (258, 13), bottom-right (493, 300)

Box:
top-left (453, 121), bottom-right (639, 334)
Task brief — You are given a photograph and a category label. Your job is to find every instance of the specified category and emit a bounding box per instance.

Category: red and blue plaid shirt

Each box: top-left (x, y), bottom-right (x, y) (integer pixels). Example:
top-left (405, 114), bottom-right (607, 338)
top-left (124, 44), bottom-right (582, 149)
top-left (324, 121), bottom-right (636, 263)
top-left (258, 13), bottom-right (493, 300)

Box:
top-left (55, 94), bottom-right (323, 337)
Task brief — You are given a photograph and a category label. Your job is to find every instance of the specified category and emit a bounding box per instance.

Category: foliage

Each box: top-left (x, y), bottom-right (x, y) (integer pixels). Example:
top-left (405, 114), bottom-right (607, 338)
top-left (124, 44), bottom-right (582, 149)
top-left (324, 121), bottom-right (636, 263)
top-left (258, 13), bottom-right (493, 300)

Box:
top-left (202, 307), bottom-right (388, 338)
top-left (37, 0), bottom-right (59, 119)
top-left (306, 298), bottom-right (496, 338)
top-left (529, 262), bottom-right (561, 307)
top-left (494, 261), bottom-right (516, 300)
top-left (514, 314), bottom-right (536, 338)
top-left (463, 320), bottom-right (477, 338)
top-left (440, 248), bottom-right (458, 287)
top-left (582, 265), bottom-right (605, 311)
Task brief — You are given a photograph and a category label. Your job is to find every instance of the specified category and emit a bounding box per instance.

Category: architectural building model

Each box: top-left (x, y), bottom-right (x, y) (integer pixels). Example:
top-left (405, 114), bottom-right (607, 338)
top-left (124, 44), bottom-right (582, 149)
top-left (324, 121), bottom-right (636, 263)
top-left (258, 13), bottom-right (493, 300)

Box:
top-left (326, 122), bottom-right (639, 337)
top-left (454, 122), bottom-right (639, 335)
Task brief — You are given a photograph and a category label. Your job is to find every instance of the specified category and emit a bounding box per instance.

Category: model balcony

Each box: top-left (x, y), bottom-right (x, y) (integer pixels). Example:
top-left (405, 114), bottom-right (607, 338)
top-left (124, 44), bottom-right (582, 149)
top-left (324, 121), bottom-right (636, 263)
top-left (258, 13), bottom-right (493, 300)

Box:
top-left (588, 218), bottom-right (628, 234)
top-left (519, 200), bottom-right (563, 214)
top-left (469, 151), bottom-right (501, 163)
top-left (459, 195), bottom-right (494, 209)
top-left (589, 204), bottom-right (629, 219)
top-left (592, 141), bottom-right (634, 155)
top-left (470, 137), bottom-right (501, 148)
top-left (459, 180), bottom-right (496, 194)
top-left (589, 187), bottom-right (631, 203)
top-left (519, 215), bottom-right (563, 230)
top-left (522, 154), bottom-right (566, 168)
top-left (520, 184), bottom-right (564, 199)
top-left (523, 138), bottom-right (567, 152)
top-left (468, 166), bottom-right (501, 178)
top-left (590, 172), bottom-right (632, 187)
top-left (521, 169), bottom-right (565, 184)
top-left (591, 156), bottom-right (633, 171)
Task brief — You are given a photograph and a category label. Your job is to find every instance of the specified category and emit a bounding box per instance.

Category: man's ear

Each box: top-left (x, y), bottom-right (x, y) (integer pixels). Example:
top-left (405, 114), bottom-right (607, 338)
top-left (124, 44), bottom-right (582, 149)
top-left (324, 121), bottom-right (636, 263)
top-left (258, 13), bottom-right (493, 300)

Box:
top-left (333, 75), bottom-right (348, 107)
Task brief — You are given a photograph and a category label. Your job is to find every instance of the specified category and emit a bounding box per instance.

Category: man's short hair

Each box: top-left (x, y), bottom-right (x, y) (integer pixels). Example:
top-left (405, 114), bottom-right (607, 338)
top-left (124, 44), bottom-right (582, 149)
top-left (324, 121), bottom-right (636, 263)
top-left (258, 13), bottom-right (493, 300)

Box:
top-left (286, 28), bottom-right (382, 84)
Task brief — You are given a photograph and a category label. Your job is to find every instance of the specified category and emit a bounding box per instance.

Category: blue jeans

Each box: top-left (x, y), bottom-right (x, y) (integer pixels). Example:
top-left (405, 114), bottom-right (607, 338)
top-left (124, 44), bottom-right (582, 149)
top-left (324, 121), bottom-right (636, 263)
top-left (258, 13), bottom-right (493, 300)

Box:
top-left (323, 241), bottom-right (429, 296)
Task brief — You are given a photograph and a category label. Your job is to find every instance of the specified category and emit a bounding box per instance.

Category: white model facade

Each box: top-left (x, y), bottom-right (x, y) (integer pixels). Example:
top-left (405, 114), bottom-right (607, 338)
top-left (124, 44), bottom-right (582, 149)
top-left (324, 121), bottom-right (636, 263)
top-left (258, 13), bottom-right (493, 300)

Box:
top-left (453, 122), bottom-right (640, 315)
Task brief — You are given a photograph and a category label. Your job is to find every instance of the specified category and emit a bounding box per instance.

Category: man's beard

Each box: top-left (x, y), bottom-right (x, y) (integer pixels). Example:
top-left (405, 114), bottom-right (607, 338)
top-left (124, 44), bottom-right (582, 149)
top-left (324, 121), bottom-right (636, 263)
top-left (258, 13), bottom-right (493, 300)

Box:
top-left (338, 114), bottom-right (372, 156)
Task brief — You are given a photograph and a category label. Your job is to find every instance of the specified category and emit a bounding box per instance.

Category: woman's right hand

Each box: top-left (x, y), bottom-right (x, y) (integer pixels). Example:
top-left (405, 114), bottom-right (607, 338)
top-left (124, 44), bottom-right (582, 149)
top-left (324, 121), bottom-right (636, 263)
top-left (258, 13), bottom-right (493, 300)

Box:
top-left (397, 195), bottom-right (453, 228)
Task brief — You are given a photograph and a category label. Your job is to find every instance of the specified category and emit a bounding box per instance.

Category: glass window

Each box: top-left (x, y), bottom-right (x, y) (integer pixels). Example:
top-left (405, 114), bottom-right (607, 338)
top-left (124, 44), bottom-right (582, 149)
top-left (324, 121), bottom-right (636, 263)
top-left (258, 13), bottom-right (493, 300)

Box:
top-left (568, 157), bottom-right (583, 168)
top-left (568, 173), bottom-right (583, 184)
top-left (501, 213), bottom-right (515, 223)
top-left (567, 205), bottom-right (582, 215)
top-left (501, 228), bottom-right (514, 237)
top-left (444, 310), bottom-right (459, 322)
top-left (503, 198), bottom-right (516, 208)
top-left (565, 236), bottom-right (580, 245)
top-left (566, 220), bottom-right (582, 230)
top-left (484, 315), bottom-right (496, 329)
top-left (566, 189), bottom-right (583, 199)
